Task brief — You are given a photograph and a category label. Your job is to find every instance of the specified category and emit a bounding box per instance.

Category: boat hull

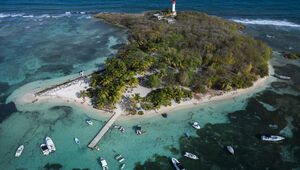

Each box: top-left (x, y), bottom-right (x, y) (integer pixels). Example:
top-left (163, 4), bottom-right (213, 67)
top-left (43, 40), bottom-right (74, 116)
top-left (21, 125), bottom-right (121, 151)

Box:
top-left (45, 137), bottom-right (56, 152)
top-left (15, 145), bottom-right (24, 157)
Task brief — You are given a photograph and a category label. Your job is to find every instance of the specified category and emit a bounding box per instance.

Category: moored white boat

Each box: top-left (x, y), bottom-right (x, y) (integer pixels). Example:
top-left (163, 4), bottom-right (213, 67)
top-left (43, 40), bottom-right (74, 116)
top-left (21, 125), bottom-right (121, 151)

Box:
top-left (15, 145), bottom-right (24, 157)
top-left (171, 157), bottom-right (185, 170)
top-left (274, 74), bottom-right (291, 80)
top-left (45, 137), bottom-right (56, 152)
top-left (120, 163), bottom-right (125, 169)
top-left (226, 145), bottom-right (234, 155)
top-left (40, 144), bottom-right (50, 156)
top-left (86, 119), bottom-right (93, 125)
top-left (119, 157), bottom-right (125, 162)
top-left (136, 125), bottom-right (142, 135)
top-left (261, 135), bottom-right (285, 141)
top-left (74, 138), bottom-right (80, 144)
top-left (115, 154), bottom-right (122, 160)
top-left (183, 152), bottom-right (199, 159)
top-left (191, 122), bottom-right (200, 129)
top-left (99, 157), bottom-right (108, 170)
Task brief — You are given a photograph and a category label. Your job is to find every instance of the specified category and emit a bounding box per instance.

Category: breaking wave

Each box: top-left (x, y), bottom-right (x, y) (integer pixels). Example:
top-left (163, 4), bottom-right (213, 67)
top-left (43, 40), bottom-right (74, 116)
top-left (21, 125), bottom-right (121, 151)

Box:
top-left (231, 19), bottom-right (300, 28)
top-left (0, 12), bottom-right (90, 19)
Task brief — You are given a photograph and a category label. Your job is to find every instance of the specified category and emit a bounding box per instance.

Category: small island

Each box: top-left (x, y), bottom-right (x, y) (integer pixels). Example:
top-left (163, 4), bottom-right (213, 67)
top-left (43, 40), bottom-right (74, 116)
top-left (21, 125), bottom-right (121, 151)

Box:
top-left (13, 9), bottom-right (274, 149)
top-left (81, 10), bottom-right (271, 115)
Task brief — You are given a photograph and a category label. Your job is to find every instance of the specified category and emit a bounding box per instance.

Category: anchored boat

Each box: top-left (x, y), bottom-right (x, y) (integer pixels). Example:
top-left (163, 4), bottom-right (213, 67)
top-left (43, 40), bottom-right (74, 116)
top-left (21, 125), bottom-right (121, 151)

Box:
top-left (171, 157), bottom-right (185, 170)
top-left (191, 122), bottom-right (200, 129)
top-left (136, 125), bottom-right (142, 135)
top-left (99, 157), bottom-right (108, 170)
top-left (226, 145), bottom-right (234, 155)
top-left (120, 163), bottom-right (125, 169)
top-left (40, 144), bottom-right (50, 156)
top-left (183, 152), bottom-right (199, 160)
top-left (86, 119), bottom-right (93, 125)
top-left (261, 135), bottom-right (285, 141)
top-left (45, 137), bottom-right (56, 152)
top-left (15, 145), bottom-right (24, 157)
top-left (74, 138), bottom-right (80, 144)
top-left (274, 74), bottom-right (291, 80)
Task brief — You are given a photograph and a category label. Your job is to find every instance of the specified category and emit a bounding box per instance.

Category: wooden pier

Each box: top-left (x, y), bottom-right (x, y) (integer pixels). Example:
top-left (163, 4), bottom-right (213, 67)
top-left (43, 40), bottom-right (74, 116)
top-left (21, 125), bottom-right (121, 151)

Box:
top-left (88, 111), bottom-right (122, 149)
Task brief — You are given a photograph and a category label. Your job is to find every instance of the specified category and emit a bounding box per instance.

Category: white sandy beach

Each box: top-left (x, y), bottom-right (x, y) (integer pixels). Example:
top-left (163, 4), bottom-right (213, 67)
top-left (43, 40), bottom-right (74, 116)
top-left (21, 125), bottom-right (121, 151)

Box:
top-left (16, 63), bottom-right (274, 120)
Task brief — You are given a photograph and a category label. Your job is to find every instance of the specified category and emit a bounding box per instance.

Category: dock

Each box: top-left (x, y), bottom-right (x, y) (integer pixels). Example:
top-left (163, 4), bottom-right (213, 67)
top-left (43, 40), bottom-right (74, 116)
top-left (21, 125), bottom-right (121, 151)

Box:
top-left (88, 111), bottom-right (122, 148)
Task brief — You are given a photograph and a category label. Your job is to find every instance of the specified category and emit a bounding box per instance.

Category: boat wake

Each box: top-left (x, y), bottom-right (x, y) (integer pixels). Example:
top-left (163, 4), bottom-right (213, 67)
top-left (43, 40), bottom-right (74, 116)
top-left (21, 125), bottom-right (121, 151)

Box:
top-left (231, 19), bottom-right (300, 28)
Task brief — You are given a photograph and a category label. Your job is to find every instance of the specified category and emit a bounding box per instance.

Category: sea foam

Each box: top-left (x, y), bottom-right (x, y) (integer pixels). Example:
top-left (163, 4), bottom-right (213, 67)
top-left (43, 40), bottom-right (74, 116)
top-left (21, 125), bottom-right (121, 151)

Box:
top-left (232, 19), bottom-right (300, 28)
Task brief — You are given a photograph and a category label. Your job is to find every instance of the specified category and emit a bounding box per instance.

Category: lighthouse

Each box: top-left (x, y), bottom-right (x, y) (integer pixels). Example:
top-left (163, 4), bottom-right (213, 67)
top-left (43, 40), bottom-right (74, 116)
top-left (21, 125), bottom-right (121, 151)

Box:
top-left (172, 0), bottom-right (177, 16)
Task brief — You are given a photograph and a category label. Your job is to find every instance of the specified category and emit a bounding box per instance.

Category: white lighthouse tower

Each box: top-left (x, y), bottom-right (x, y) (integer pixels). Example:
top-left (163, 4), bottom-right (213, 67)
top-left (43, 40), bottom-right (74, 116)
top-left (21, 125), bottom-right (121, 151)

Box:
top-left (172, 0), bottom-right (177, 16)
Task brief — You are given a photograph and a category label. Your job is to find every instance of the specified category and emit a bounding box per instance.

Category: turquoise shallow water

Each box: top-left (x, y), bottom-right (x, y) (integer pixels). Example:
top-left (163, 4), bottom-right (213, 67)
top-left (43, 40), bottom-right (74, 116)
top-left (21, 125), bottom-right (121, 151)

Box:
top-left (0, 86), bottom-right (261, 169)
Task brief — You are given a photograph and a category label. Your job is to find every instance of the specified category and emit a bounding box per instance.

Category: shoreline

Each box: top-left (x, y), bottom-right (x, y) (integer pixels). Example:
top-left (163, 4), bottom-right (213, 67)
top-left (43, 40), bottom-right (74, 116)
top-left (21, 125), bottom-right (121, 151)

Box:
top-left (15, 61), bottom-right (274, 121)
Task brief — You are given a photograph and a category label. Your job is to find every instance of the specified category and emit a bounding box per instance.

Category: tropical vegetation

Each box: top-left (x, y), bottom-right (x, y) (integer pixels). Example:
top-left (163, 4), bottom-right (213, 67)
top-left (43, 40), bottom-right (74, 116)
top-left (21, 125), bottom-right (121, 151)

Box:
top-left (86, 10), bottom-right (271, 110)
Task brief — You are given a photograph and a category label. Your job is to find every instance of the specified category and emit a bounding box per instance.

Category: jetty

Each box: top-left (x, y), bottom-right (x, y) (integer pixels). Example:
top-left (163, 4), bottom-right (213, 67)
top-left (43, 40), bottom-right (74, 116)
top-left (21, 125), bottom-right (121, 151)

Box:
top-left (35, 69), bottom-right (105, 96)
top-left (88, 111), bottom-right (122, 148)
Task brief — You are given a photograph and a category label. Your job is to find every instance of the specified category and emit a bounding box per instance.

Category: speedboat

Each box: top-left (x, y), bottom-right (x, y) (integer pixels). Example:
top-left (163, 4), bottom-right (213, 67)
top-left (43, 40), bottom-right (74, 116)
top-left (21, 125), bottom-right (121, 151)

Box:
top-left (191, 122), bottom-right (200, 129)
top-left (171, 157), bottom-right (185, 170)
top-left (74, 138), bottom-right (80, 144)
top-left (183, 152), bottom-right (199, 160)
top-left (99, 157), bottom-right (108, 170)
top-left (15, 145), bottom-right (24, 157)
top-left (45, 137), bottom-right (56, 152)
top-left (86, 119), bottom-right (93, 125)
top-left (120, 163), bottom-right (125, 169)
top-left (136, 125), bottom-right (142, 135)
top-left (119, 157), bottom-right (125, 162)
top-left (274, 74), bottom-right (291, 80)
top-left (115, 154), bottom-right (122, 160)
top-left (261, 135), bottom-right (285, 141)
top-left (226, 145), bottom-right (234, 155)
top-left (40, 144), bottom-right (50, 156)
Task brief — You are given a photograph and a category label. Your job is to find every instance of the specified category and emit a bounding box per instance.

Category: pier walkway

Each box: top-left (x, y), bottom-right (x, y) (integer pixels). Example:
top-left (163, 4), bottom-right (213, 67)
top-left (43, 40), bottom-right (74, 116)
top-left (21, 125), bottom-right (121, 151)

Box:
top-left (88, 111), bottom-right (122, 148)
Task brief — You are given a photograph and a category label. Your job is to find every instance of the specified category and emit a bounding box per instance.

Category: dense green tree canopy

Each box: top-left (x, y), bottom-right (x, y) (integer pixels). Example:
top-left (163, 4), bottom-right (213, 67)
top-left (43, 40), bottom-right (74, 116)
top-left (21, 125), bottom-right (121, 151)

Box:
top-left (88, 11), bottom-right (271, 110)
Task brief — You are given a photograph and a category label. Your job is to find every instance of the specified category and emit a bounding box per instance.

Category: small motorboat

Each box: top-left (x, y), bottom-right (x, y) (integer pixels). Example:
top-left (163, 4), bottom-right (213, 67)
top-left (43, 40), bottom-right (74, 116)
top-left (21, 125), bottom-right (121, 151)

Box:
top-left (40, 144), bottom-right (50, 156)
top-left (95, 146), bottom-right (100, 151)
top-left (119, 157), bottom-right (125, 162)
top-left (226, 145), bottom-right (234, 155)
top-left (114, 125), bottom-right (120, 129)
top-left (99, 157), bottom-right (108, 170)
top-left (185, 132), bottom-right (191, 137)
top-left (191, 122), bottom-right (200, 129)
top-left (74, 138), bottom-right (80, 144)
top-left (161, 113), bottom-right (168, 118)
top-left (86, 119), bottom-right (93, 125)
top-left (115, 154), bottom-right (122, 160)
top-left (261, 135), bottom-right (285, 141)
top-left (120, 163), bottom-right (125, 169)
top-left (136, 125), bottom-right (142, 135)
top-left (274, 74), bottom-right (291, 80)
top-left (171, 157), bottom-right (185, 170)
top-left (32, 99), bottom-right (38, 103)
top-left (45, 136), bottom-right (56, 152)
top-left (15, 145), bottom-right (24, 157)
top-left (183, 152), bottom-right (199, 160)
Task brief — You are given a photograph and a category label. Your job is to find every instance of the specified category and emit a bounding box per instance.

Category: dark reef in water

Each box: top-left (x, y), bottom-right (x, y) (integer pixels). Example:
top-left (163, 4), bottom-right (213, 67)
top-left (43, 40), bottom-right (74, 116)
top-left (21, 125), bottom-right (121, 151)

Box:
top-left (43, 163), bottom-right (63, 170)
top-left (0, 102), bottom-right (18, 123)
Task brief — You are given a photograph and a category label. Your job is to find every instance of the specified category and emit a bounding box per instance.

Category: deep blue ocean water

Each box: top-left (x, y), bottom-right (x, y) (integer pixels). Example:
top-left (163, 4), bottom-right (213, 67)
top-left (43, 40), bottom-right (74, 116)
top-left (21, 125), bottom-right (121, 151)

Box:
top-left (0, 0), bottom-right (300, 169)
